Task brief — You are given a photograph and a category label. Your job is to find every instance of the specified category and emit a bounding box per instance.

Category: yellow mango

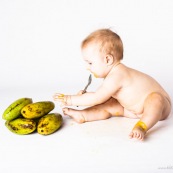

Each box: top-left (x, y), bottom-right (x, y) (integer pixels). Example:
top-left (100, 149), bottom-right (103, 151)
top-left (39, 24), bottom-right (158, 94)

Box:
top-left (5, 118), bottom-right (36, 135)
top-left (37, 113), bottom-right (63, 135)
top-left (21, 101), bottom-right (54, 119)
top-left (2, 98), bottom-right (32, 121)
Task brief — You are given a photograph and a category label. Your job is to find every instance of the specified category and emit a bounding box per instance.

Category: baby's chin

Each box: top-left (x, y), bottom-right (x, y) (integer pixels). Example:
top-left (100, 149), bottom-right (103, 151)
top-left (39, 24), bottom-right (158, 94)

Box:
top-left (93, 73), bottom-right (108, 79)
top-left (90, 71), bottom-right (106, 78)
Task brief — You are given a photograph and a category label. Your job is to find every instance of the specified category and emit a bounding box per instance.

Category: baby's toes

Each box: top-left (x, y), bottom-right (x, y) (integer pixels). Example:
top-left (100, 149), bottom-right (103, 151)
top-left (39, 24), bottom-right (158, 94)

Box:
top-left (129, 131), bottom-right (134, 138)
top-left (135, 131), bottom-right (144, 140)
top-left (135, 132), bottom-right (140, 139)
top-left (133, 131), bottom-right (138, 138)
top-left (139, 134), bottom-right (144, 140)
top-left (62, 108), bottom-right (68, 115)
top-left (139, 133), bottom-right (144, 141)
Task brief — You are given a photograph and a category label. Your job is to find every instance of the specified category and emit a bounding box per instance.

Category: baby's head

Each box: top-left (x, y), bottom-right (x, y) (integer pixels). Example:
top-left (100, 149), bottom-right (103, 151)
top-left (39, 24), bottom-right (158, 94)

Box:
top-left (81, 29), bottom-right (123, 78)
top-left (81, 28), bottom-right (123, 61)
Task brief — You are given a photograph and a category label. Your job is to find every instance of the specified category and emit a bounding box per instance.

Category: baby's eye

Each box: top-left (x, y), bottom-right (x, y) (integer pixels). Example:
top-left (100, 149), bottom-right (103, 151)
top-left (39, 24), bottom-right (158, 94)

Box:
top-left (84, 60), bottom-right (92, 66)
top-left (87, 61), bottom-right (92, 65)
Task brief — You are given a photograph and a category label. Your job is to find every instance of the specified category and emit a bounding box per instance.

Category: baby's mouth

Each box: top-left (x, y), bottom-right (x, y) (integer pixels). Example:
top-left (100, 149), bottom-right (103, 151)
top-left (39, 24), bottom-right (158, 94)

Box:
top-left (87, 69), bottom-right (98, 78)
top-left (92, 72), bottom-right (98, 78)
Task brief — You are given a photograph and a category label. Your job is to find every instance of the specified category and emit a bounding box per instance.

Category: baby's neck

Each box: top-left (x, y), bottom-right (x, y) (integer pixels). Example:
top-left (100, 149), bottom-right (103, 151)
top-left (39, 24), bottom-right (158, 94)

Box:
top-left (106, 61), bottom-right (121, 77)
top-left (110, 61), bottom-right (121, 71)
top-left (112, 61), bottom-right (121, 69)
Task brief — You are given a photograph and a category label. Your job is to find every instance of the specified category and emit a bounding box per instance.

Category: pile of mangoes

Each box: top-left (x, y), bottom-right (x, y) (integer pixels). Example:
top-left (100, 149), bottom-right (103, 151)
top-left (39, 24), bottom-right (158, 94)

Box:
top-left (2, 98), bottom-right (63, 135)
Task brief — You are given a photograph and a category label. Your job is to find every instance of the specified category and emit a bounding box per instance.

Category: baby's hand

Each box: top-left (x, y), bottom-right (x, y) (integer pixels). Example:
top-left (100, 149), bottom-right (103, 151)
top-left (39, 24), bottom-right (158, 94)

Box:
top-left (53, 93), bottom-right (71, 106)
top-left (77, 90), bottom-right (85, 95)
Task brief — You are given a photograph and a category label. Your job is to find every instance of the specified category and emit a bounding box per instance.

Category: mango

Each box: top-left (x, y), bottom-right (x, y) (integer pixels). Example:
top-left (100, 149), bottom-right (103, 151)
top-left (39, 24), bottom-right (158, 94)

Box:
top-left (5, 118), bottom-right (36, 135)
top-left (37, 113), bottom-right (63, 135)
top-left (2, 98), bottom-right (32, 121)
top-left (21, 101), bottom-right (54, 119)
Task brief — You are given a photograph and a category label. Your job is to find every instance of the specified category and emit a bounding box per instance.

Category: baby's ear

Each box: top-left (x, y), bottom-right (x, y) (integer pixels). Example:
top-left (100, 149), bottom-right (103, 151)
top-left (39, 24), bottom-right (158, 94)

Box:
top-left (104, 54), bottom-right (114, 66)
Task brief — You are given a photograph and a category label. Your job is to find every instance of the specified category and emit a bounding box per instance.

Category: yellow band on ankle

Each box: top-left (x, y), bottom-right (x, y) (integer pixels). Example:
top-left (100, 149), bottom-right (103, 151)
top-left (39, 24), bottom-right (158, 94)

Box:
top-left (134, 121), bottom-right (147, 131)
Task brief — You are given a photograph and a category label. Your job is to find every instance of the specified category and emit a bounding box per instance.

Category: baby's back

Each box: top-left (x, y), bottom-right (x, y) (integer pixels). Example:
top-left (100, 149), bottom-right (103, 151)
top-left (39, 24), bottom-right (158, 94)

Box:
top-left (114, 64), bottom-right (170, 113)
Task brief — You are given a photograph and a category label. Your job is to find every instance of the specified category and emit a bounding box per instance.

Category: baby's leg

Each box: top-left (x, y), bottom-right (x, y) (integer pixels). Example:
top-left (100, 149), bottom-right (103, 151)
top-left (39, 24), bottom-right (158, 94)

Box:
top-left (129, 92), bottom-right (171, 140)
top-left (63, 98), bottom-right (124, 123)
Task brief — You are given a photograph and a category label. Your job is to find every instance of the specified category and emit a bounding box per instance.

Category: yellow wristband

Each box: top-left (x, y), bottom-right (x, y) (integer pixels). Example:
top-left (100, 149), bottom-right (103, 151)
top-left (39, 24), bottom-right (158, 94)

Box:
top-left (134, 121), bottom-right (147, 132)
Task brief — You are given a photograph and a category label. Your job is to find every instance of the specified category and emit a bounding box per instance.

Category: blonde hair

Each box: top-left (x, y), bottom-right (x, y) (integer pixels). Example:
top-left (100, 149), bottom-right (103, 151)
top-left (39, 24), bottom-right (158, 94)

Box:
top-left (81, 29), bottom-right (123, 60)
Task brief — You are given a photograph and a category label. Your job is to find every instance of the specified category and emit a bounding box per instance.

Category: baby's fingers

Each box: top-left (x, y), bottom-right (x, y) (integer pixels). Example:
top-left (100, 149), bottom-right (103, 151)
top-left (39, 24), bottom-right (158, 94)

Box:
top-left (53, 93), bottom-right (71, 106)
top-left (77, 90), bottom-right (84, 95)
top-left (77, 90), bottom-right (87, 95)
top-left (53, 93), bottom-right (65, 101)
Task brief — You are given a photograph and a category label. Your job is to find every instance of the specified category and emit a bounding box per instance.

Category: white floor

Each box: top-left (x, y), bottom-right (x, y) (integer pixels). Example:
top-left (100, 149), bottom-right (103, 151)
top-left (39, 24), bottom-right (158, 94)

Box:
top-left (0, 87), bottom-right (173, 173)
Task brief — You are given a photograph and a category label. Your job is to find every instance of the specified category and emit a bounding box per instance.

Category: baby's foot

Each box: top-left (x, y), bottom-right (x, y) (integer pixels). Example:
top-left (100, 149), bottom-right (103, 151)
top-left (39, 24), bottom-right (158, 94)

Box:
top-left (62, 108), bottom-right (85, 123)
top-left (129, 126), bottom-right (146, 141)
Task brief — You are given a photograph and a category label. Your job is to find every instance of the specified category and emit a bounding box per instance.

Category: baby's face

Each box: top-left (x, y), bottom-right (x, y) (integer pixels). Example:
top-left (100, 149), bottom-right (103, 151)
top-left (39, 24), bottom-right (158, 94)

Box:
top-left (82, 43), bottom-right (109, 78)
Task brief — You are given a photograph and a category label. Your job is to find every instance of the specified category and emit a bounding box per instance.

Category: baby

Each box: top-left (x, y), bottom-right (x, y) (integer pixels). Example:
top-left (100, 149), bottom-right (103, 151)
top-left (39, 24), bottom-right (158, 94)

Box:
top-left (53, 29), bottom-right (171, 140)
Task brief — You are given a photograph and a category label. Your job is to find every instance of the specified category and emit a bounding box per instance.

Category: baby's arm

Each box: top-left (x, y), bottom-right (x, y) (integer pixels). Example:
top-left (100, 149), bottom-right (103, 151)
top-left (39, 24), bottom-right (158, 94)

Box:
top-left (70, 87), bottom-right (111, 106)
top-left (53, 74), bottom-right (122, 106)
top-left (53, 88), bottom-right (110, 106)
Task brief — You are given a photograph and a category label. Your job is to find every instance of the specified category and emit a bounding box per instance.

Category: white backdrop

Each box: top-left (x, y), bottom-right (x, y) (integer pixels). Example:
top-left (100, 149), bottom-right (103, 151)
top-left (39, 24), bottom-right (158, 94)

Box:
top-left (1, 0), bottom-right (173, 97)
top-left (1, 1), bottom-right (173, 173)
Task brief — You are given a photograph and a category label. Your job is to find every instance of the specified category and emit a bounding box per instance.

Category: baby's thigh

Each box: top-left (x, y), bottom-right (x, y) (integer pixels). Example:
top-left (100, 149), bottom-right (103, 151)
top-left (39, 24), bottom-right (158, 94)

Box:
top-left (143, 92), bottom-right (171, 120)
top-left (101, 98), bottom-right (124, 116)
top-left (161, 96), bottom-right (171, 120)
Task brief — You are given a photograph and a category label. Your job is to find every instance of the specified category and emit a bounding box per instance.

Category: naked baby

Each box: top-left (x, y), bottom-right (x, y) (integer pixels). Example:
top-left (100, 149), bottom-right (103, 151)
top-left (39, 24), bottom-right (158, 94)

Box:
top-left (53, 28), bottom-right (171, 140)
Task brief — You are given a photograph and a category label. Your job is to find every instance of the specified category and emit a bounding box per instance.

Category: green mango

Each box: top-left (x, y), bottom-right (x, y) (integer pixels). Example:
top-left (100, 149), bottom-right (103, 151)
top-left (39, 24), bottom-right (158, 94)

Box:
top-left (21, 101), bottom-right (55, 119)
top-left (2, 98), bottom-right (33, 121)
top-left (37, 113), bottom-right (63, 135)
top-left (5, 118), bottom-right (36, 135)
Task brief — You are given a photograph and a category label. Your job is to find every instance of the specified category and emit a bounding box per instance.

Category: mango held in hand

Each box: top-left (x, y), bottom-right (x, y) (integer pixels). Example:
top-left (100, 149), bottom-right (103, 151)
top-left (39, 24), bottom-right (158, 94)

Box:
top-left (37, 113), bottom-right (63, 135)
top-left (2, 98), bottom-right (33, 121)
top-left (5, 118), bottom-right (36, 135)
top-left (21, 101), bottom-right (55, 119)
